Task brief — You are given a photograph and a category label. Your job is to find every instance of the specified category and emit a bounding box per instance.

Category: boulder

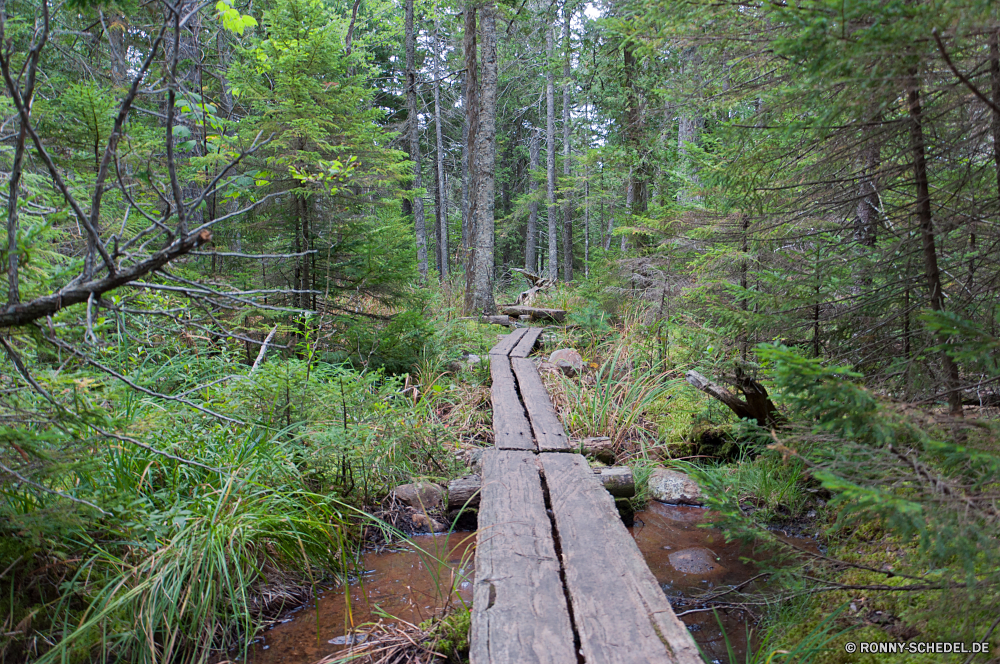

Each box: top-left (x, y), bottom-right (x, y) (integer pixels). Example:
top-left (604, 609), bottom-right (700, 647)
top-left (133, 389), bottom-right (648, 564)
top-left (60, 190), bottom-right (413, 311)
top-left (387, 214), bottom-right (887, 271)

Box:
top-left (393, 482), bottom-right (445, 509)
top-left (548, 349), bottom-right (583, 377)
top-left (648, 468), bottom-right (704, 506)
top-left (411, 512), bottom-right (447, 533)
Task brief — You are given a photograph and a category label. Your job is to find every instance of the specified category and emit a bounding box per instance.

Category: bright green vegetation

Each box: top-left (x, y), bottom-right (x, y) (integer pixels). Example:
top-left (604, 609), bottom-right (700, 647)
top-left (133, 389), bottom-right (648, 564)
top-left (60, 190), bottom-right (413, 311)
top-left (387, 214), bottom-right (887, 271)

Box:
top-left (4, 0), bottom-right (1000, 660)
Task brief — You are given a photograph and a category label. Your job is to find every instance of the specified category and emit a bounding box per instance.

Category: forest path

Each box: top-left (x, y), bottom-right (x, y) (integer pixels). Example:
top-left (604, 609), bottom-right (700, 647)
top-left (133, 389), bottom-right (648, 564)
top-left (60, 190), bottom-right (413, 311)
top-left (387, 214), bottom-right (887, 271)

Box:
top-left (469, 328), bottom-right (702, 664)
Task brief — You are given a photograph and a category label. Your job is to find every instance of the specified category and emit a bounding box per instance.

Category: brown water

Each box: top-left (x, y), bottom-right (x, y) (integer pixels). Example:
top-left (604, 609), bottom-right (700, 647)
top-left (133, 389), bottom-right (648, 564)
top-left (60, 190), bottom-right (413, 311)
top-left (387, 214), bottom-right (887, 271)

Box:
top-left (244, 532), bottom-right (475, 664)
top-left (631, 502), bottom-right (818, 663)
top-left (246, 505), bottom-right (813, 664)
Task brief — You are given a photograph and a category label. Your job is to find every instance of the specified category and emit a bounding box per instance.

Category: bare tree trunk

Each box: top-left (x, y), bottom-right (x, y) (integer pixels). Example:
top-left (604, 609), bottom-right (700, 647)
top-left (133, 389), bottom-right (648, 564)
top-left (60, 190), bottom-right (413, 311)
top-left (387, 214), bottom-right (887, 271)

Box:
top-left (433, 15), bottom-right (449, 278)
top-left (463, 4), bottom-right (480, 313)
top-left (623, 44), bottom-right (646, 251)
top-left (406, 0), bottom-right (428, 282)
top-left (526, 127), bottom-right (540, 271)
top-left (855, 120), bottom-right (881, 248)
top-left (739, 213), bottom-right (749, 361)
top-left (546, 24), bottom-right (558, 281)
top-left (561, 8), bottom-right (573, 282)
top-left (677, 46), bottom-right (703, 204)
top-left (461, 70), bottom-right (470, 259)
top-left (6, 122), bottom-right (27, 307)
top-left (471, 3), bottom-right (497, 314)
top-left (101, 9), bottom-right (128, 86)
top-left (907, 73), bottom-right (962, 417)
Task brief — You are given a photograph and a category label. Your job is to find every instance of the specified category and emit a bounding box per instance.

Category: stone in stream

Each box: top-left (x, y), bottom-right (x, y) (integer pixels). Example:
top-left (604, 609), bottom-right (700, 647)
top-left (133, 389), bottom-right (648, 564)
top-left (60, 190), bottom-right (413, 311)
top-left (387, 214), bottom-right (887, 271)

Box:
top-left (393, 482), bottom-right (445, 509)
top-left (410, 512), bottom-right (447, 533)
top-left (548, 348), bottom-right (583, 377)
top-left (648, 468), bottom-right (704, 506)
top-left (668, 547), bottom-right (725, 576)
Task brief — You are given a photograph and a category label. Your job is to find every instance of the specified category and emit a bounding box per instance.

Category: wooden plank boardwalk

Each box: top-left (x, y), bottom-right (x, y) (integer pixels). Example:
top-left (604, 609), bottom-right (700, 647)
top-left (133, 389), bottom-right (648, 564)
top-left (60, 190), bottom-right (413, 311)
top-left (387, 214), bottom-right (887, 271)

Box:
top-left (472, 329), bottom-right (702, 664)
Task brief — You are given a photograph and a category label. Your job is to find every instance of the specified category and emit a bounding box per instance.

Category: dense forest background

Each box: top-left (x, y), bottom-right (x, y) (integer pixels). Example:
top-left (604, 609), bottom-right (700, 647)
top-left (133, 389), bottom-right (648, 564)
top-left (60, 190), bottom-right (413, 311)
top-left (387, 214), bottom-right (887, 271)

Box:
top-left (2, 0), bottom-right (1000, 660)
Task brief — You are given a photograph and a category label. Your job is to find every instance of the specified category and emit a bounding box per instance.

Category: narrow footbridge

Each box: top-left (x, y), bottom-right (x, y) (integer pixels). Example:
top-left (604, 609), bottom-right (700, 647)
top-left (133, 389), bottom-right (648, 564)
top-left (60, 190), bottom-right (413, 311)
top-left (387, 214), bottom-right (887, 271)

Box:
top-left (471, 327), bottom-right (702, 664)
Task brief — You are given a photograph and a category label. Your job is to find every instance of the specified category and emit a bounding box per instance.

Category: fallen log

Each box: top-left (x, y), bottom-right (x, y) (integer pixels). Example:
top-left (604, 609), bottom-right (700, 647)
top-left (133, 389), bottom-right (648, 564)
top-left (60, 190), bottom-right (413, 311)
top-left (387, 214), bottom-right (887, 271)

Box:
top-left (594, 466), bottom-right (635, 498)
top-left (686, 369), bottom-right (782, 426)
top-left (447, 474), bottom-right (482, 510)
top-left (480, 315), bottom-right (513, 327)
top-left (500, 306), bottom-right (566, 323)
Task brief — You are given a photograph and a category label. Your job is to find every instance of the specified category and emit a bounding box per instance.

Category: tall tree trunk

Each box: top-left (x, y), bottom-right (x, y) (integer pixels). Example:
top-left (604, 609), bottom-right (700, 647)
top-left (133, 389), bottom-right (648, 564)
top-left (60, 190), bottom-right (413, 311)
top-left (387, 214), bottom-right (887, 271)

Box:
top-left (526, 127), bottom-right (540, 271)
top-left (463, 4), bottom-right (480, 312)
top-left (907, 73), bottom-right (963, 416)
top-left (561, 8), bottom-right (573, 282)
top-left (623, 44), bottom-right (646, 250)
top-left (461, 70), bottom-right (471, 259)
top-left (406, 0), bottom-right (427, 281)
top-left (434, 157), bottom-right (443, 275)
top-left (855, 119), bottom-right (881, 248)
top-left (992, 29), bottom-right (1000, 205)
top-left (739, 214), bottom-right (749, 361)
top-left (433, 15), bottom-right (448, 278)
top-left (677, 47), bottom-right (703, 204)
top-left (471, 3), bottom-right (497, 314)
top-left (583, 97), bottom-right (590, 277)
top-left (546, 24), bottom-right (558, 280)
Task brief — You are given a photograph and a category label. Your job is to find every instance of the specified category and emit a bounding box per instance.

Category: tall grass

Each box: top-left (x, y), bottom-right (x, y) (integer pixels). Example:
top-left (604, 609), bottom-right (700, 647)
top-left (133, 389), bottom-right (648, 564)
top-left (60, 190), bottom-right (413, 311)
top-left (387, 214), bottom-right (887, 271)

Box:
top-left (40, 431), bottom-right (358, 664)
top-left (557, 348), bottom-right (676, 455)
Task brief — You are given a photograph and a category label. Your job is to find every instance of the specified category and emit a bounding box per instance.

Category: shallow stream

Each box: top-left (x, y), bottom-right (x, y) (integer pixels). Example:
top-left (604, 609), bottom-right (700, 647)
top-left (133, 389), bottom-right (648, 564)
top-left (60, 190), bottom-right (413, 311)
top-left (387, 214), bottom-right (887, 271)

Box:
top-left (246, 505), bottom-right (813, 664)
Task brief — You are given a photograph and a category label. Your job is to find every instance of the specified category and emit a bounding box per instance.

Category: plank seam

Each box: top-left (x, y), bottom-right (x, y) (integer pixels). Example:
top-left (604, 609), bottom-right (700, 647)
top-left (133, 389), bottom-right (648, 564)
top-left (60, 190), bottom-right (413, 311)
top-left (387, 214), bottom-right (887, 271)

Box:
top-left (505, 355), bottom-right (541, 453)
top-left (538, 459), bottom-right (585, 663)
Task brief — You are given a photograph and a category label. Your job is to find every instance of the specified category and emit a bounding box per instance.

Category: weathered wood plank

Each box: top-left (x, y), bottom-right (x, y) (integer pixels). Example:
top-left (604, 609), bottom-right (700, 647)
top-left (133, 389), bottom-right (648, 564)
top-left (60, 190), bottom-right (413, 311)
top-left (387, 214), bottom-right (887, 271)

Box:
top-left (509, 327), bottom-right (543, 358)
top-left (490, 357), bottom-right (534, 450)
top-left (471, 450), bottom-right (577, 664)
top-left (489, 327), bottom-right (528, 356)
top-left (539, 453), bottom-right (702, 664)
top-left (511, 357), bottom-right (570, 452)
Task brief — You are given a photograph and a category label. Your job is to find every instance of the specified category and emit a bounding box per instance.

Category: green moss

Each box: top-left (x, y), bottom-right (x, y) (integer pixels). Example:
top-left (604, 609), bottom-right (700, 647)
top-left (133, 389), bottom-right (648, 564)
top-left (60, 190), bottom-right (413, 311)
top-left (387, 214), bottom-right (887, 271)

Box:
top-left (423, 608), bottom-right (471, 663)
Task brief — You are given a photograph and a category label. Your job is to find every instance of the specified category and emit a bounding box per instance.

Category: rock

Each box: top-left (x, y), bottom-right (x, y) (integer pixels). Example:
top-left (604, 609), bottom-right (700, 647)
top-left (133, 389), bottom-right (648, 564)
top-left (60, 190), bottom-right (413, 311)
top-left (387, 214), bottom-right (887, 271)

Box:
top-left (668, 547), bottom-right (724, 575)
top-left (648, 468), bottom-right (704, 506)
top-left (393, 482), bottom-right (445, 509)
top-left (548, 349), bottom-right (583, 376)
top-left (469, 448), bottom-right (486, 473)
top-left (536, 361), bottom-right (561, 376)
top-left (465, 354), bottom-right (482, 366)
top-left (410, 512), bottom-right (447, 533)
top-left (446, 360), bottom-right (463, 373)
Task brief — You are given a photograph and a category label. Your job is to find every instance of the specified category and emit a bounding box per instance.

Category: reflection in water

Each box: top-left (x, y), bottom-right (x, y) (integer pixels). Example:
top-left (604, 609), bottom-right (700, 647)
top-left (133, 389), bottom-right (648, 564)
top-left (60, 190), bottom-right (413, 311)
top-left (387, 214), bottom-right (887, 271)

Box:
top-left (631, 502), bottom-right (817, 663)
top-left (245, 532), bottom-right (475, 664)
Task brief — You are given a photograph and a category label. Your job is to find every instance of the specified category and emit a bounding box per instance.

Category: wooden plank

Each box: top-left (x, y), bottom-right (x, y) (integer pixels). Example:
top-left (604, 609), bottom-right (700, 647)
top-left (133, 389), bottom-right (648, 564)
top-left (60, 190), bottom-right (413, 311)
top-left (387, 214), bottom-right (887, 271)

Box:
top-left (539, 453), bottom-right (703, 664)
top-left (511, 358), bottom-right (570, 452)
top-left (509, 327), bottom-right (543, 358)
top-left (489, 327), bottom-right (528, 356)
top-left (471, 450), bottom-right (577, 664)
top-left (490, 357), bottom-right (534, 450)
